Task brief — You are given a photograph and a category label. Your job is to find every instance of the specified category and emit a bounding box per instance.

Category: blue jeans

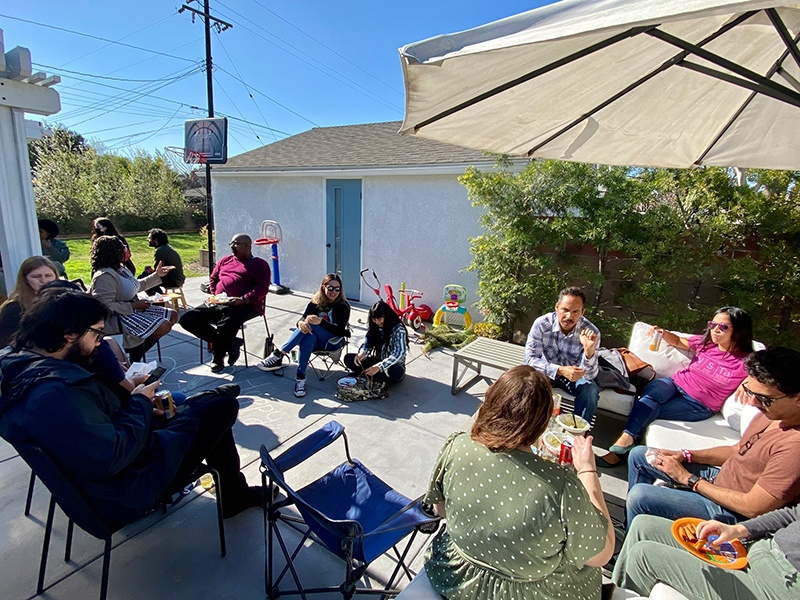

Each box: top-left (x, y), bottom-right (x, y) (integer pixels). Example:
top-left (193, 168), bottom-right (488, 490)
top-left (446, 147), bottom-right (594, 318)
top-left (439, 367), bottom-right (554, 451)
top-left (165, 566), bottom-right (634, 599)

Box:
top-left (625, 446), bottom-right (738, 528)
top-left (624, 377), bottom-right (714, 440)
top-left (281, 324), bottom-right (344, 377)
top-left (554, 376), bottom-right (599, 422)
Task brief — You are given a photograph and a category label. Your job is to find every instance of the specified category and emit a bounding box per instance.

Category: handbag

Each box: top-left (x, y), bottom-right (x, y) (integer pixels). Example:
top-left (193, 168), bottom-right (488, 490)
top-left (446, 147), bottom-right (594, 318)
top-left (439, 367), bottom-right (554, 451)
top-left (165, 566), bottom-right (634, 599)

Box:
top-left (615, 347), bottom-right (657, 393)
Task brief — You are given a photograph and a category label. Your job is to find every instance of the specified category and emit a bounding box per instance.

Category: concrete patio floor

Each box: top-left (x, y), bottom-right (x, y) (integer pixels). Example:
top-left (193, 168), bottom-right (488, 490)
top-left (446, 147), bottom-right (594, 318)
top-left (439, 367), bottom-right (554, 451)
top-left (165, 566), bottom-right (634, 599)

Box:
top-left (0, 277), bottom-right (630, 600)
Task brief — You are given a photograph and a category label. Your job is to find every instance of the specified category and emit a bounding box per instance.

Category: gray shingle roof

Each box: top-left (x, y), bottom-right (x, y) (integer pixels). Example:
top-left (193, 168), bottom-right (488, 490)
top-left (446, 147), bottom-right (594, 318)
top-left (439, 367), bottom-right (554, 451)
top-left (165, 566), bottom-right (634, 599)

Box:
top-left (215, 121), bottom-right (496, 171)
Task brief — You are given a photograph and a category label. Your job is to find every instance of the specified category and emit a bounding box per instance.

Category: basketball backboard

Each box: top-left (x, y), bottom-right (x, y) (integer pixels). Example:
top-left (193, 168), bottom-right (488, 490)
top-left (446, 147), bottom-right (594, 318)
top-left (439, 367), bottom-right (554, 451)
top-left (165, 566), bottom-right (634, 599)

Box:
top-left (184, 117), bottom-right (228, 164)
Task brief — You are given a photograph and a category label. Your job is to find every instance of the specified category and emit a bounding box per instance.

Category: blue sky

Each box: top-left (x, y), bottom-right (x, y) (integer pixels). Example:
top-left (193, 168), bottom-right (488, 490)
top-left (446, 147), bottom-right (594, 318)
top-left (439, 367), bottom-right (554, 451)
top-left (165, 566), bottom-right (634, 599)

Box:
top-left (2, 1), bottom-right (554, 158)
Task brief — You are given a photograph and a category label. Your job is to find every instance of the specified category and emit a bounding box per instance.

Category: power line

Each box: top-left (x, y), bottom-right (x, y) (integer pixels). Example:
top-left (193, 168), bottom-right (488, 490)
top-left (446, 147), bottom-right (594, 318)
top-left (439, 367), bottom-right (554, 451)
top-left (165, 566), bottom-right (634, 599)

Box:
top-left (248, 0), bottom-right (403, 97)
top-left (213, 2), bottom-right (402, 114)
top-left (33, 62), bottom-right (203, 83)
top-left (0, 13), bottom-right (197, 63)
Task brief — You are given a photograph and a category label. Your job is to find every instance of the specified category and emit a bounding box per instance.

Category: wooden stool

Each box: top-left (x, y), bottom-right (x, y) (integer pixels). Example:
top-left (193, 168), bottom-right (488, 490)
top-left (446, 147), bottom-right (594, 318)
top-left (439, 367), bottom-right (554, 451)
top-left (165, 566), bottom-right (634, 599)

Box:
top-left (164, 287), bottom-right (187, 311)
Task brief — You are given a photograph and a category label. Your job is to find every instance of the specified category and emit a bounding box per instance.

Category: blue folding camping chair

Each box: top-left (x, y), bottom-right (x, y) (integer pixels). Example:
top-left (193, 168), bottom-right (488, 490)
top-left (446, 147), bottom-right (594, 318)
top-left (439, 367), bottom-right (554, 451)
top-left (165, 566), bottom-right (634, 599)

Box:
top-left (260, 421), bottom-right (440, 599)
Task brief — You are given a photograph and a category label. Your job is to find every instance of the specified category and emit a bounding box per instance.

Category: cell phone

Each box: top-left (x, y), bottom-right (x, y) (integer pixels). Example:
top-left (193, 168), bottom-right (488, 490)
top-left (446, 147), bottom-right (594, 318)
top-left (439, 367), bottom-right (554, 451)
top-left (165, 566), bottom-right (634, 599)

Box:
top-left (143, 366), bottom-right (166, 386)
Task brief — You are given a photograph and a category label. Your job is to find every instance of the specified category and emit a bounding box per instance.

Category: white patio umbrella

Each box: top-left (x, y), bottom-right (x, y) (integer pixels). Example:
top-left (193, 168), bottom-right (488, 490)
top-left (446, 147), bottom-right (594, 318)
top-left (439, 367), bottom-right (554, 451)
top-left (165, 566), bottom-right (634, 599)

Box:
top-left (399, 0), bottom-right (800, 169)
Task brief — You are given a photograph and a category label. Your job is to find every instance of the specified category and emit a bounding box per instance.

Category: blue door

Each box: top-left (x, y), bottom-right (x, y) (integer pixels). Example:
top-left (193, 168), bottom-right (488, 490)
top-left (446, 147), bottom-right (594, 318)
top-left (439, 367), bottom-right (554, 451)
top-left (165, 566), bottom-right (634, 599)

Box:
top-left (326, 179), bottom-right (361, 301)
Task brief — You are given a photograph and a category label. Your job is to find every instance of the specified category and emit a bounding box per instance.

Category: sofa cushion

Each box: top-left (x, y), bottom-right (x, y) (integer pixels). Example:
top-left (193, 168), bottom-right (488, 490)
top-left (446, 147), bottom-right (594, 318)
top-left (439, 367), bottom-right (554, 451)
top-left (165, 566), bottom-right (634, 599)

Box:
top-left (645, 414), bottom-right (742, 450)
top-left (628, 322), bottom-right (691, 378)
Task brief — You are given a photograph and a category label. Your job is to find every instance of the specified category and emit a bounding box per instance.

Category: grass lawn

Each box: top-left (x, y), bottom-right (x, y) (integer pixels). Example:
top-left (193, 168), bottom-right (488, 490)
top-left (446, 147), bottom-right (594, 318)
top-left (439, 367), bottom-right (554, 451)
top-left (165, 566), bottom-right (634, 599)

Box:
top-left (64, 233), bottom-right (207, 284)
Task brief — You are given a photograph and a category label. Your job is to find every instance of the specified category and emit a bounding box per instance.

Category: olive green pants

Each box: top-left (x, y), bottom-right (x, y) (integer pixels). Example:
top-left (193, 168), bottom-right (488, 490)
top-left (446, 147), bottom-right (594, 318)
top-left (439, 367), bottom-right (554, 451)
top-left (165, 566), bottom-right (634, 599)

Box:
top-left (612, 515), bottom-right (799, 600)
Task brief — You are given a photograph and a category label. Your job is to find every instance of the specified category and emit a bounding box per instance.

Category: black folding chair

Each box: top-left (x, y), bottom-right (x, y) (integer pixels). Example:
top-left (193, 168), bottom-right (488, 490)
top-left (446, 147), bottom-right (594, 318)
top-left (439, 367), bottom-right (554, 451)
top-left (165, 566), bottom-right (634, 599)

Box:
top-left (260, 420), bottom-right (440, 600)
top-left (10, 432), bottom-right (226, 600)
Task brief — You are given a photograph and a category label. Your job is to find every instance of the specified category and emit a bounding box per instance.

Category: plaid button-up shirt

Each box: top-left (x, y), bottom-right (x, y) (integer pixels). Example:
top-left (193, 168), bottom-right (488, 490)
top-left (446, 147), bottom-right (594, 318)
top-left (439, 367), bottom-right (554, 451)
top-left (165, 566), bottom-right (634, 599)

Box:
top-left (524, 312), bottom-right (600, 380)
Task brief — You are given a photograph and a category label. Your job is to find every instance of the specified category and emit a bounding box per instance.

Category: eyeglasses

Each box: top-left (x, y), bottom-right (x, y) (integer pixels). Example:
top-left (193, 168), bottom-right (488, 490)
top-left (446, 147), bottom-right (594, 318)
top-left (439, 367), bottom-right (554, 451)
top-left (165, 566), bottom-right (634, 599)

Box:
top-left (229, 241), bottom-right (245, 247)
top-left (324, 285), bottom-right (341, 293)
top-left (87, 327), bottom-right (106, 342)
top-left (741, 383), bottom-right (792, 409)
top-left (707, 321), bottom-right (731, 332)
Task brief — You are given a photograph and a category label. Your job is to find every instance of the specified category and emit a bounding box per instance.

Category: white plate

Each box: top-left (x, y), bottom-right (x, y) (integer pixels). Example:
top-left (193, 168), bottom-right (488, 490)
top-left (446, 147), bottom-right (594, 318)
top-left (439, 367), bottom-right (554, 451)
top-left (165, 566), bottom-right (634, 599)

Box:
top-left (337, 377), bottom-right (358, 388)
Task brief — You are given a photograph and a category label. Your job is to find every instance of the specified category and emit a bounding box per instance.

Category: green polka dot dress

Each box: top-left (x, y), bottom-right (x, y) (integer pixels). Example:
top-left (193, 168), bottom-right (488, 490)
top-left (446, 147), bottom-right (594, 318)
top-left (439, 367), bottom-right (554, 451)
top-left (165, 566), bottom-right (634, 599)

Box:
top-left (424, 432), bottom-right (607, 599)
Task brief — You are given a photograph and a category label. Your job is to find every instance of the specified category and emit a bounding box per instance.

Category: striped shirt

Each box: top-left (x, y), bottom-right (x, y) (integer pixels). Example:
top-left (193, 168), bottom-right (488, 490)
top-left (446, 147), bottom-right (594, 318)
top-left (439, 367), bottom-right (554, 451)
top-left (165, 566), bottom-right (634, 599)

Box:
top-left (359, 323), bottom-right (407, 373)
top-left (524, 312), bottom-right (600, 380)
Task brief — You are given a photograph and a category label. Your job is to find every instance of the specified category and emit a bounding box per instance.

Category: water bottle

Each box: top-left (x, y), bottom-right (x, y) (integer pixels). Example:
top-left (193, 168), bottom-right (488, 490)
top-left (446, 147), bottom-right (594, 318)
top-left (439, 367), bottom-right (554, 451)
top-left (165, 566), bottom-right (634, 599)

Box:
top-left (650, 329), bottom-right (663, 352)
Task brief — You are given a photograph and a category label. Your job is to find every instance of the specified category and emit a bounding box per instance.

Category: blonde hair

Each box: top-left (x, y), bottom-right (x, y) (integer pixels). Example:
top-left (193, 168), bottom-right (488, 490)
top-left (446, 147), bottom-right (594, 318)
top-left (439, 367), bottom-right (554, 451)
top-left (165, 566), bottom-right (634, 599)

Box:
top-left (5, 256), bottom-right (59, 310)
top-left (311, 273), bottom-right (345, 309)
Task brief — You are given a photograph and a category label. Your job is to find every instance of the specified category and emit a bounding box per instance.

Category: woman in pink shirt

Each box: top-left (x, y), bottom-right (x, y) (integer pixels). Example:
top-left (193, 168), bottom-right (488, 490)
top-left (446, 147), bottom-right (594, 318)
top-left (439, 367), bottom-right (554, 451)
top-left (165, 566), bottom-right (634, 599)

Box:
top-left (600, 307), bottom-right (753, 466)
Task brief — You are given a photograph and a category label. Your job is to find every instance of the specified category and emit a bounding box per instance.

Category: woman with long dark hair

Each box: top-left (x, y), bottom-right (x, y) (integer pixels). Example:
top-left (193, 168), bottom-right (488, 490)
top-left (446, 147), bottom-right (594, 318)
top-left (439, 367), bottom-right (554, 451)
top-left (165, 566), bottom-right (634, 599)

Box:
top-left (92, 217), bottom-right (135, 274)
top-left (343, 300), bottom-right (407, 384)
top-left (601, 307), bottom-right (754, 465)
top-left (89, 235), bottom-right (177, 363)
top-left (258, 273), bottom-right (351, 398)
top-left (424, 366), bottom-right (614, 599)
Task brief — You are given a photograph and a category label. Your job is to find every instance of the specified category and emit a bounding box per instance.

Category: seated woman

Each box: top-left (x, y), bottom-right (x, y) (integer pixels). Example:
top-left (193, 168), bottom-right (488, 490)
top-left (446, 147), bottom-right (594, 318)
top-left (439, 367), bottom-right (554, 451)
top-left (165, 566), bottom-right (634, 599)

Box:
top-left (0, 256), bottom-right (59, 347)
top-left (343, 300), bottom-right (407, 385)
top-left (89, 236), bottom-right (178, 363)
top-left (425, 365), bottom-right (614, 599)
top-left (600, 307), bottom-right (754, 466)
top-left (257, 273), bottom-right (351, 398)
top-left (613, 510), bottom-right (799, 600)
top-left (38, 219), bottom-right (70, 277)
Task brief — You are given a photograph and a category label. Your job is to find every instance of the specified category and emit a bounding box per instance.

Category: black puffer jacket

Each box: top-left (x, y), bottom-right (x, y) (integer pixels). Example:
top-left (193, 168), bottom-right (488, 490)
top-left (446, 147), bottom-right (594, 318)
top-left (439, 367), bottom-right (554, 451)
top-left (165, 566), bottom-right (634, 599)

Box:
top-left (0, 351), bottom-right (196, 529)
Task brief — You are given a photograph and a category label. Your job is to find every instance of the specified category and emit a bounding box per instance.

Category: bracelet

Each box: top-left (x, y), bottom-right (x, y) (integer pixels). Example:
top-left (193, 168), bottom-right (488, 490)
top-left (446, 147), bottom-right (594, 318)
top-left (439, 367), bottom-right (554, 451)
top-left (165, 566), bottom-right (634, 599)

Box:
top-left (682, 449), bottom-right (693, 464)
top-left (577, 469), bottom-right (598, 476)
top-left (692, 477), bottom-right (705, 491)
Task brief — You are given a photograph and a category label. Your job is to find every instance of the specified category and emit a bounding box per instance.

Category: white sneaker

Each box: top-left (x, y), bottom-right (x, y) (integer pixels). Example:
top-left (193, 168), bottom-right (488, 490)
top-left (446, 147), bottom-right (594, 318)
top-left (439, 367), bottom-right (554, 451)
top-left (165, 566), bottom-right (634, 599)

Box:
top-left (257, 351), bottom-right (285, 372)
top-left (294, 376), bottom-right (307, 398)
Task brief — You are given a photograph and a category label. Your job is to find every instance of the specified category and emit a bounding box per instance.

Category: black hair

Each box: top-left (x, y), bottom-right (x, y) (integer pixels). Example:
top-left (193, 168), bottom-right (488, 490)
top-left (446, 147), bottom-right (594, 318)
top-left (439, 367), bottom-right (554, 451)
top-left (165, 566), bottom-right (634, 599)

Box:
top-left (39, 280), bottom-right (83, 293)
top-left (148, 228), bottom-right (169, 246)
top-left (15, 290), bottom-right (108, 353)
top-left (37, 218), bottom-right (60, 238)
top-left (90, 236), bottom-right (124, 272)
top-left (745, 347), bottom-right (800, 395)
top-left (365, 300), bottom-right (406, 352)
top-left (558, 286), bottom-right (586, 307)
top-left (699, 307), bottom-right (754, 353)
top-left (91, 217), bottom-right (124, 240)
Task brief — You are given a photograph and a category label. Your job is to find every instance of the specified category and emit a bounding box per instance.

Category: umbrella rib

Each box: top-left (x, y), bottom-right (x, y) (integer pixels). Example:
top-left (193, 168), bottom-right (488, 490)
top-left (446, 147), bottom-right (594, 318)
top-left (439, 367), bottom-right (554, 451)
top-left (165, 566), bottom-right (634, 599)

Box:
top-left (412, 26), bottom-right (654, 133)
top-left (646, 28), bottom-right (800, 106)
top-left (695, 32), bottom-right (799, 166)
top-left (526, 11), bottom-right (758, 157)
top-left (766, 8), bottom-right (800, 71)
top-left (678, 61), bottom-right (800, 108)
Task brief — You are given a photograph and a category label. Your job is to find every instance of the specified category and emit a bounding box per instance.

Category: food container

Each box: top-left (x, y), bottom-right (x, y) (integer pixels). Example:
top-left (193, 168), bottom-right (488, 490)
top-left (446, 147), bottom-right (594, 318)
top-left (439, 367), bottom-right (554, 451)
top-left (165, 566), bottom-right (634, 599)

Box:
top-left (556, 413), bottom-right (590, 435)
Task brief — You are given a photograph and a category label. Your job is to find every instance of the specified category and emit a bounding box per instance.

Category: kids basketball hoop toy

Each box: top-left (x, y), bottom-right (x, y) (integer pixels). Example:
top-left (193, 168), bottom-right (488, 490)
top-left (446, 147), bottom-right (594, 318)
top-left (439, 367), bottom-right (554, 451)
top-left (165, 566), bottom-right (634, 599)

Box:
top-left (433, 284), bottom-right (473, 330)
top-left (256, 220), bottom-right (290, 295)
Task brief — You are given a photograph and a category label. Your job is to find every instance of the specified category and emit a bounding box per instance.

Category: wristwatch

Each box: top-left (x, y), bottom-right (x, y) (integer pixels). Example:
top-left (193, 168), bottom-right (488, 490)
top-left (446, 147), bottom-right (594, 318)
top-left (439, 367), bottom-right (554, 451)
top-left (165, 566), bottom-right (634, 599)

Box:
top-left (687, 474), bottom-right (703, 490)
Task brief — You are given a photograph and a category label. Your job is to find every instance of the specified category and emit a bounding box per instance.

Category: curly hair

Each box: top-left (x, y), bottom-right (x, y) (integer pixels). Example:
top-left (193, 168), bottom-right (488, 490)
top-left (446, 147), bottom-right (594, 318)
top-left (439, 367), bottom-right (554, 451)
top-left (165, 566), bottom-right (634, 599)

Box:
top-left (90, 235), bottom-right (124, 272)
top-left (471, 365), bottom-right (554, 452)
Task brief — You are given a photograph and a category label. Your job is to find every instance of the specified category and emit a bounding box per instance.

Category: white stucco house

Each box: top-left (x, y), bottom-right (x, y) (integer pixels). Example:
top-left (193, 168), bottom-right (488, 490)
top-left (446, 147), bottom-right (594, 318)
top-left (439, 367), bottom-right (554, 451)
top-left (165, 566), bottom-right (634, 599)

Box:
top-left (212, 121), bottom-right (521, 317)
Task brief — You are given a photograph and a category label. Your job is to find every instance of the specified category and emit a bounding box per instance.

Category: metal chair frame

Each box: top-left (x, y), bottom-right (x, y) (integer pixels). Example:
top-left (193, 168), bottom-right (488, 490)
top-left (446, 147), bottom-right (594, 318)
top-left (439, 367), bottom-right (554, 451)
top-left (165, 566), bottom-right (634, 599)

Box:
top-left (200, 312), bottom-right (270, 368)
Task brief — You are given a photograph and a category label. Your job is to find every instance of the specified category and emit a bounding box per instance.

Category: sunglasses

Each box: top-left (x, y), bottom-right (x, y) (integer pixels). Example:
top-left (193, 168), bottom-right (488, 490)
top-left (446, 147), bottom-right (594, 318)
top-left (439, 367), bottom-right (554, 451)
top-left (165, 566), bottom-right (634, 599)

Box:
top-left (87, 326), bottom-right (106, 342)
top-left (324, 285), bottom-right (341, 293)
top-left (738, 430), bottom-right (762, 456)
top-left (707, 321), bottom-right (731, 332)
top-left (741, 383), bottom-right (792, 409)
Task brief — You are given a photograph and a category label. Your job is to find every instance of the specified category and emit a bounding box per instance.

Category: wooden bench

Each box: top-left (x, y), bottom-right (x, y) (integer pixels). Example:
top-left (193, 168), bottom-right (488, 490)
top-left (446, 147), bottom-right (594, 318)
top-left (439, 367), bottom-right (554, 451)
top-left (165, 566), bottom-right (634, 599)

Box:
top-left (451, 337), bottom-right (525, 395)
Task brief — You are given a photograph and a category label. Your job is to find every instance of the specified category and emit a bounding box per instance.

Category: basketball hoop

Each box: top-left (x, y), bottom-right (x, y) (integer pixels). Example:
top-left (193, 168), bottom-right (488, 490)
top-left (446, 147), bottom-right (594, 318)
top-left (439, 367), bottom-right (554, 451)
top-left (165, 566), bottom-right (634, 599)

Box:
top-left (163, 146), bottom-right (207, 177)
top-left (255, 238), bottom-right (279, 246)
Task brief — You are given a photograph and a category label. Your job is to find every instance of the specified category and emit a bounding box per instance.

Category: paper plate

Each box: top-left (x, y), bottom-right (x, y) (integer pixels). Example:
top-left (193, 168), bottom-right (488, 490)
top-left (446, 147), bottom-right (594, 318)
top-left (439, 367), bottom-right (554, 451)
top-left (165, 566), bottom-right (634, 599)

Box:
top-left (337, 377), bottom-right (358, 388)
top-left (671, 517), bottom-right (748, 570)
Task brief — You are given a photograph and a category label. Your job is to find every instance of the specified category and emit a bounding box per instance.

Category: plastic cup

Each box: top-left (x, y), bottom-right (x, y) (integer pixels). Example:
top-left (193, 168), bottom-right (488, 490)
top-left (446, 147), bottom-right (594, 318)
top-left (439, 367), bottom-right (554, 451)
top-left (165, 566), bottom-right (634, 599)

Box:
top-left (200, 473), bottom-right (215, 491)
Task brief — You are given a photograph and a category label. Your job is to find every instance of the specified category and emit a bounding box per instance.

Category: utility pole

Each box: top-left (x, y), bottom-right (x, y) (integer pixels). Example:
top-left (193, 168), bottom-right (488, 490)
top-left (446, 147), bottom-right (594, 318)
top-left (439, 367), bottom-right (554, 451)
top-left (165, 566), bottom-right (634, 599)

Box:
top-left (179, 0), bottom-right (232, 274)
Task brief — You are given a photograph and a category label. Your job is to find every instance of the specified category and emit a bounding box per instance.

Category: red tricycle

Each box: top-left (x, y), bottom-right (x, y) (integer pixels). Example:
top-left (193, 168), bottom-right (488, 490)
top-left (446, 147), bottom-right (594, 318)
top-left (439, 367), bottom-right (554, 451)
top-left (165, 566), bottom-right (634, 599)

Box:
top-left (360, 268), bottom-right (434, 331)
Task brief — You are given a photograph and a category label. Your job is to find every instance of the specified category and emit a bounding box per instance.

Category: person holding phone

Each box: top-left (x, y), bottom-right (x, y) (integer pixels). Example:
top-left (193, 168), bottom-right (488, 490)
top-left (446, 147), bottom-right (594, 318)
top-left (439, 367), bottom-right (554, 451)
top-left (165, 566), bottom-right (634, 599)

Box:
top-left (0, 291), bottom-right (263, 525)
top-left (343, 300), bottom-right (407, 385)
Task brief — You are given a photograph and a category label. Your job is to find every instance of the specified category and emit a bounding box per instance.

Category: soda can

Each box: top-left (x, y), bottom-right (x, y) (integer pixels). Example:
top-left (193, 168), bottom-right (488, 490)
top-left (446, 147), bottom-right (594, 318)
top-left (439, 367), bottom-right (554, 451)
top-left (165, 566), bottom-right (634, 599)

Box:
top-left (155, 390), bottom-right (175, 419)
top-left (559, 439), bottom-right (573, 466)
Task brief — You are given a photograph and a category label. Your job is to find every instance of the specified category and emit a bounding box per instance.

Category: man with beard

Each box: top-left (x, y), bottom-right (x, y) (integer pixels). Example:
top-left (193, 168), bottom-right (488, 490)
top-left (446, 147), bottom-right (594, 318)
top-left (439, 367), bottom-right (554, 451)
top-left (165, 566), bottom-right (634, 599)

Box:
top-left (142, 228), bottom-right (185, 295)
top-left (0, 290), bottom-right (262, 528)
top-left (524, 286), bottom-right (601, 422)
top-left (179, 233), bottom-right (270, 372)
